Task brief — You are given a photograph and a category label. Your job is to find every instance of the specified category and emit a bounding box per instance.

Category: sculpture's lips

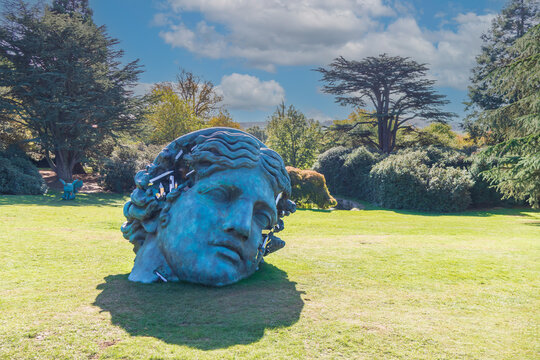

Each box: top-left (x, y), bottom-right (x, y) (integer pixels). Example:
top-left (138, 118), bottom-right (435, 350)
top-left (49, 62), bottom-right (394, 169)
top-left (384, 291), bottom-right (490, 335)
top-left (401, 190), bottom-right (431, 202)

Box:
top-left (211, 241), bottom-right (244, 263)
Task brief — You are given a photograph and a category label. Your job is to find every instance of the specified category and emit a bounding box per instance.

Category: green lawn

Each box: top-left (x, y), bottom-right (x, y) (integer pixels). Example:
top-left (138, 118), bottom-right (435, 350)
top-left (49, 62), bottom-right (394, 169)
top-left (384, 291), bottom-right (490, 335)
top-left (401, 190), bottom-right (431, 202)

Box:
top-left (0, 192), bottom-right (539, 359)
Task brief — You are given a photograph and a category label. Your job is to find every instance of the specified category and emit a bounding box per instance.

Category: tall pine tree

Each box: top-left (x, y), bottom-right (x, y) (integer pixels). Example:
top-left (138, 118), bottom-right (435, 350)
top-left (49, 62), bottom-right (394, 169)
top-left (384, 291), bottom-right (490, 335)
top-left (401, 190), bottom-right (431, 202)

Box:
top-left (464, 0), bottom-right (539, 142)
top-left (479, 24), bottom-right (540, 207)
top-left (0, 0), bottom-right (143, 181)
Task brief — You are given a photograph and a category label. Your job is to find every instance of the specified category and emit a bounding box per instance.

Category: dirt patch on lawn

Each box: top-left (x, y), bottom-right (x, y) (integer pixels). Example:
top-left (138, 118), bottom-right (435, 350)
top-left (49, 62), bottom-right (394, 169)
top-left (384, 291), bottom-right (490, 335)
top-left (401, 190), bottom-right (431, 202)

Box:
top-left (40, 170), bottom-right (107, 193)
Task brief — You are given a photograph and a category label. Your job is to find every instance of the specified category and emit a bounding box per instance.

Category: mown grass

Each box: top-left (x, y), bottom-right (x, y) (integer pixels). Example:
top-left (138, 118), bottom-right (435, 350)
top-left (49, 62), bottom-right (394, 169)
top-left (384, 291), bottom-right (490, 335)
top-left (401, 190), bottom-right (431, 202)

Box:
top-left (0, 192), bottom-right (538, 359)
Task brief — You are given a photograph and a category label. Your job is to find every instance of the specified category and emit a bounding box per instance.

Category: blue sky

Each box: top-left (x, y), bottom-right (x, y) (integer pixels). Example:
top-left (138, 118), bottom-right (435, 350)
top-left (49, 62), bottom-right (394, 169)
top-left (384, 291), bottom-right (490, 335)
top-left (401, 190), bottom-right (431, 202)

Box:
top-left (87, 0), bottom-right (506, 127)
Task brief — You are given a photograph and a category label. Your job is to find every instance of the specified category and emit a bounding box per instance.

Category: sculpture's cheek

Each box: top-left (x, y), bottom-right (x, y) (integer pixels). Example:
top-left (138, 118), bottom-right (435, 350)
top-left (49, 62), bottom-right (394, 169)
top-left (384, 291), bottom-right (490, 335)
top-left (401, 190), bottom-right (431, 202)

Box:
top-left (157, 192), bottom-right (249, 286)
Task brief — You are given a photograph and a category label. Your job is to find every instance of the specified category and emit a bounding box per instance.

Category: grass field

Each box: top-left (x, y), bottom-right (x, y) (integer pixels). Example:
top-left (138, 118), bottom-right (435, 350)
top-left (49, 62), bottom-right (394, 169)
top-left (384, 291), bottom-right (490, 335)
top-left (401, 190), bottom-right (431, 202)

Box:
top-left (0, 192), bottom-right (539, 359)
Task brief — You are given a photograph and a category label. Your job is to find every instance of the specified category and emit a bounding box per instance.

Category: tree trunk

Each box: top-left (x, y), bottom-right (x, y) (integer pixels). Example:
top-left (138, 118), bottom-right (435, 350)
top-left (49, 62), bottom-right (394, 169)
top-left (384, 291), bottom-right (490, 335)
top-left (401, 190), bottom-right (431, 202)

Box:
top-left (55, 159), bottom-right (74, 182)
top-left (379, 118), bottom-right (393, 154)
top-left (381, 132), bottom-right (392, 154)
top-left (47, 149), bottom-right (79, 182)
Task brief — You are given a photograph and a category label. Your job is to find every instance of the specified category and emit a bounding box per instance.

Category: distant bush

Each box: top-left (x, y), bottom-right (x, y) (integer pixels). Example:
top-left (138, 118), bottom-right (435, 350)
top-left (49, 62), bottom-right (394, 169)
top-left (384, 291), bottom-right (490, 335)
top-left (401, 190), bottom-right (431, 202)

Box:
top-left (99, 143), bottom-right (161, 193)
top-left (341, 147), bottom-right (381, 199)
top-left (398, 145), bottom-right (468, 168)
top-left (423, 146), bottom-right (469, 168)
top-left (287, 167), bottom-right (337, 209)
top-left (368, 150), bottom-right (429, 210)
top-left (0, 146), bottom-right (47, 195)
top-left (312, 146), bottom-right (351, 195)
top-left (426, 166), bottom-right (474, 212)
top-left (369, 150), bottom-right (473, 212)
top-left (314, 143), bottom-right (519, 211)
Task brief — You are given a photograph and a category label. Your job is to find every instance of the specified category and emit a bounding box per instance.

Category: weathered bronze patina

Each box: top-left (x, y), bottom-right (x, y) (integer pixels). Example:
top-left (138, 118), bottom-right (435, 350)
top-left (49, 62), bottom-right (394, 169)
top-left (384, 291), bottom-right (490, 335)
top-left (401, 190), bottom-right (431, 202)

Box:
top-left (121, 128), bottom-right (295, 286)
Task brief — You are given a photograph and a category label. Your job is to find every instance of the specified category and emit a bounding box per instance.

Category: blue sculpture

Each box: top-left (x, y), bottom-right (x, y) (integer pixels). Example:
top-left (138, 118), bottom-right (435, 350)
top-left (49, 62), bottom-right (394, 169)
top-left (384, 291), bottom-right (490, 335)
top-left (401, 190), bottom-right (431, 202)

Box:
top-left (59, 179), bottom-right (83, 200)
top-left (121, 128), bottom-right (296, 286)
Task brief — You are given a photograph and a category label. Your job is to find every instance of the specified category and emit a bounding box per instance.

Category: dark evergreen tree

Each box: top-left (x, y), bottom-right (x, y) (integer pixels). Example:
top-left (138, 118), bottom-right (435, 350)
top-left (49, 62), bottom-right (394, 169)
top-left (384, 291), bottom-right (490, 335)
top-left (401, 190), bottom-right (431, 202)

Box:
top-left (478, 24), bottom-right (540, 207)
top-left (316, 54), bottom-right (454, 154)
top-left (464, 0), bottom-right (539, 142)
top-left (50, 0), bottom-right (93, 20)
top-left (0, 0), bottom-right (143, 181)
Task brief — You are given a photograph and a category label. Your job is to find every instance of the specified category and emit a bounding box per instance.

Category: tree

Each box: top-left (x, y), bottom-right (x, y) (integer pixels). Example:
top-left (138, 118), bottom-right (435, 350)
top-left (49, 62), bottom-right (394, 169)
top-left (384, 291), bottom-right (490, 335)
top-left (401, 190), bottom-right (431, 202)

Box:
top-left (323, 108), bottom-right (378, 150)
top-left (175, 69), bottom-right (223, 119)
top-left (207, 109), bottom-right (241, 129)
top-left (266, 103), bottom-right (322, 169)
top-left (144, 84), bottom-right (205, 144)
top-left (0, 0), bottom-right (143, 181)
top-left (245, 125), bottom-right (268, 143)
top-left (50, 0), bottom-right (93, 20)
top-left (316, 54), bottom-right (455, 153)
top-left (398, 123), bottom-right (460, 149)
top-left (464, 0), bottom-right (539, 142)
top-left (478, 24), bottom-right (540, 207)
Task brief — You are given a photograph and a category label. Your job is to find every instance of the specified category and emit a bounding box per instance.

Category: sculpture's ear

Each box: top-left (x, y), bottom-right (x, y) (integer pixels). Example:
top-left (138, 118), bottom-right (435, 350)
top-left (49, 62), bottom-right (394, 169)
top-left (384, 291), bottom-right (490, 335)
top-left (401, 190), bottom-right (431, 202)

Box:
top-left (159, 212), bottom-right (170, 228)
top-left (59, 179), bottom-right (66, 185)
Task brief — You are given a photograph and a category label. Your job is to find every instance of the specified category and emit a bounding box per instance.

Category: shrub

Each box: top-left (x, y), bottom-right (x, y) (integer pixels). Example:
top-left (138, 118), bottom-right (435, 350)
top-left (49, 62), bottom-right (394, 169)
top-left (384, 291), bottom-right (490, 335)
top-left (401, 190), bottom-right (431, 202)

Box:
top-left (369, 151), bottom-right (429, 210)
top-left (369, 150), bottom-right (473, 212)
top-left (287, 167), bottom-right (337, 209)
top-left (0, 147), bottom-right (47, 195)
top-left (468, 154), bottom-right (517, 207)
top-left (398, 145), bottom-right (468, 168)
top-left (341, 146), bottom-right (381, 199)
top-left (426, 166), bottom-right (474, 212)
top-left (312, 146), bottom-right (351, 195)
top-left (99, 143), bottom-right (161, 193)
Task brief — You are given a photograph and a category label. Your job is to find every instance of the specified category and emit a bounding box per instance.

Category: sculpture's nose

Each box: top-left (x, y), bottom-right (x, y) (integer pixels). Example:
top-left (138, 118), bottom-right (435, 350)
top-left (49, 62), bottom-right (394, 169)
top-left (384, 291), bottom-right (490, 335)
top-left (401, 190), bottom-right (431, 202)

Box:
top-left (223, 200), bottom-right (252, 240)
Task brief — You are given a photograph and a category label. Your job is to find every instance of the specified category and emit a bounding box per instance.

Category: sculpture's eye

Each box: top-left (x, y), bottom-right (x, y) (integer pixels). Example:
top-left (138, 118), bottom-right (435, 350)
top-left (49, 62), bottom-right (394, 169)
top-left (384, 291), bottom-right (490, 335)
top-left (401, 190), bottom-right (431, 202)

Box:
top-left (199, 186), bottom-right (230, 202)
top-left (254, 210), bottom-right (272, 229)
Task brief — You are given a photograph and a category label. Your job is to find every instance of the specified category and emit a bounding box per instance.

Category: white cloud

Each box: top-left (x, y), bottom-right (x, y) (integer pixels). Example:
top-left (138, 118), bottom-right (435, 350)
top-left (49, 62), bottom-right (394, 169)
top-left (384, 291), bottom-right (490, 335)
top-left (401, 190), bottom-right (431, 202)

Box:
top-left (215, 73), bottom-right (285, 110)
top-left (157, 1), bottom-right (495, 89)
top-left (305, 109), bottom-right (336, 123)
top-left (129, 82), bottom-right (155, 96)
top-left (151, 13), bottom-right (171, 26)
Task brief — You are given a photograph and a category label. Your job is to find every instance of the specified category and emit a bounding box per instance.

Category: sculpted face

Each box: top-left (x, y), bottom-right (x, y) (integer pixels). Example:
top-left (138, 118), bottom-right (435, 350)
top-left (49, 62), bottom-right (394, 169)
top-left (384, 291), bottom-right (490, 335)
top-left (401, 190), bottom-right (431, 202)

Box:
top-left (158, 167), bottom-right (277, 286)
top-left (122, 128), bottom-right (294, 286)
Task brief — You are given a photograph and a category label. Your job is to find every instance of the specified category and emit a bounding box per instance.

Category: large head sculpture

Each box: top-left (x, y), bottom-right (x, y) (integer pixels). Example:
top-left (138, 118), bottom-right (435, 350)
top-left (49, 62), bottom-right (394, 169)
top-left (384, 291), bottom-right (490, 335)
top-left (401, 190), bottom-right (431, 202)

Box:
top-left (121, 128), bottom-right (296, 286)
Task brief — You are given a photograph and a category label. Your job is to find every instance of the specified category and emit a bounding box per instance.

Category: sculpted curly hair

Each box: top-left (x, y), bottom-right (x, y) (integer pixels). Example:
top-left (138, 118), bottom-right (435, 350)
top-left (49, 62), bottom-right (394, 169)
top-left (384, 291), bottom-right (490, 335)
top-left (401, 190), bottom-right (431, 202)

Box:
top-left (121, 128), bottom-right (293, 256)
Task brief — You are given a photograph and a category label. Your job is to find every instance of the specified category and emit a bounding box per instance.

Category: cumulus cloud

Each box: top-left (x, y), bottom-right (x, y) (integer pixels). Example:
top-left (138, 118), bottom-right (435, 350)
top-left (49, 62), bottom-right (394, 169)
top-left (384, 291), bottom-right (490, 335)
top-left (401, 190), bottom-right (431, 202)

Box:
top-left (157, 0), bottom-right (495, 89)
top-left (215, 73), bottom-right (285, 110)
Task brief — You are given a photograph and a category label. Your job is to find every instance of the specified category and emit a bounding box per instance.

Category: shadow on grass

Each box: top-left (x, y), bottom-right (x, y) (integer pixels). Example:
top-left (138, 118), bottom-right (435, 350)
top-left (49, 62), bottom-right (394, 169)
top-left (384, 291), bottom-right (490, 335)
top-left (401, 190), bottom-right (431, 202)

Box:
top-left (93, 263), bottom-right (304, 350)
top-left (0, 191), bottom-right (125, 207)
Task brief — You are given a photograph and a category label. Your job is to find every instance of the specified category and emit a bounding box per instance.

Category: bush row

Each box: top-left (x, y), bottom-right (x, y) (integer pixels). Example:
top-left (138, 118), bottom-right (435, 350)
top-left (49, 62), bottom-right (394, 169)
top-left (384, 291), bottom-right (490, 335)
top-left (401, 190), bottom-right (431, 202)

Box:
top-left (314, 145), bottom-right (511, 212)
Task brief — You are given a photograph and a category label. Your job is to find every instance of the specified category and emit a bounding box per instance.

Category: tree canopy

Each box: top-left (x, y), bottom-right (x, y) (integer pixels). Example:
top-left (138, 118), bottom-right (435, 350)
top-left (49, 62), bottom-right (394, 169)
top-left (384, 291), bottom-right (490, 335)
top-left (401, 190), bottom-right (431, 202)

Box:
top-left (266, 103), bottom-right (322, 169)
top-left (207, 110), bottom-right (241, 129)
top-left (143, 83), bottom-right (205, 145)
top-left (478, 24), bottom-right (540, 207)
top-left (465, 0), bottom-right (539, 142)
top-left (316, 54), bottom-right (454, 153)
top-left (175, 69), bottom-right (223, 119)
top-left (245, 125), bottom-right (267, 143)
top-left (0, 0), bottom-right (143, 180)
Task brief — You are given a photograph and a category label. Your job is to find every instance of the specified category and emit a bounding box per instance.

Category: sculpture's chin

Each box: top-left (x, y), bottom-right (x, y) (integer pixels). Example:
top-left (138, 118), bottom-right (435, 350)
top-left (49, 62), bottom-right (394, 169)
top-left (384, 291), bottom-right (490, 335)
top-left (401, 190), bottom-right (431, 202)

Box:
top-left (160, 239), bottom-right (260, 286)
top-left (172, 261), bottom-right (253, 287)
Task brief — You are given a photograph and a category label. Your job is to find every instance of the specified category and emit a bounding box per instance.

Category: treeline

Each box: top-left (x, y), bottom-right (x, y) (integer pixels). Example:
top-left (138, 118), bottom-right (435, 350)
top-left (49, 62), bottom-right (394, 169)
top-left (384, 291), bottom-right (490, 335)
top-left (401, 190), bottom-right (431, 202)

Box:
top-left (0, 0), bottom-right (538, 210)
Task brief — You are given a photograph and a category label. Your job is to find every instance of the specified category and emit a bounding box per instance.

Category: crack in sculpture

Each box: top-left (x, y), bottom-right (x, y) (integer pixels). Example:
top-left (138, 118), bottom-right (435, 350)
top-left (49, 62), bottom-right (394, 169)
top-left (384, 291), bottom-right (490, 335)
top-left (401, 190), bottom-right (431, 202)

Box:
top-left (121, 128), bottom-right (296, 286)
